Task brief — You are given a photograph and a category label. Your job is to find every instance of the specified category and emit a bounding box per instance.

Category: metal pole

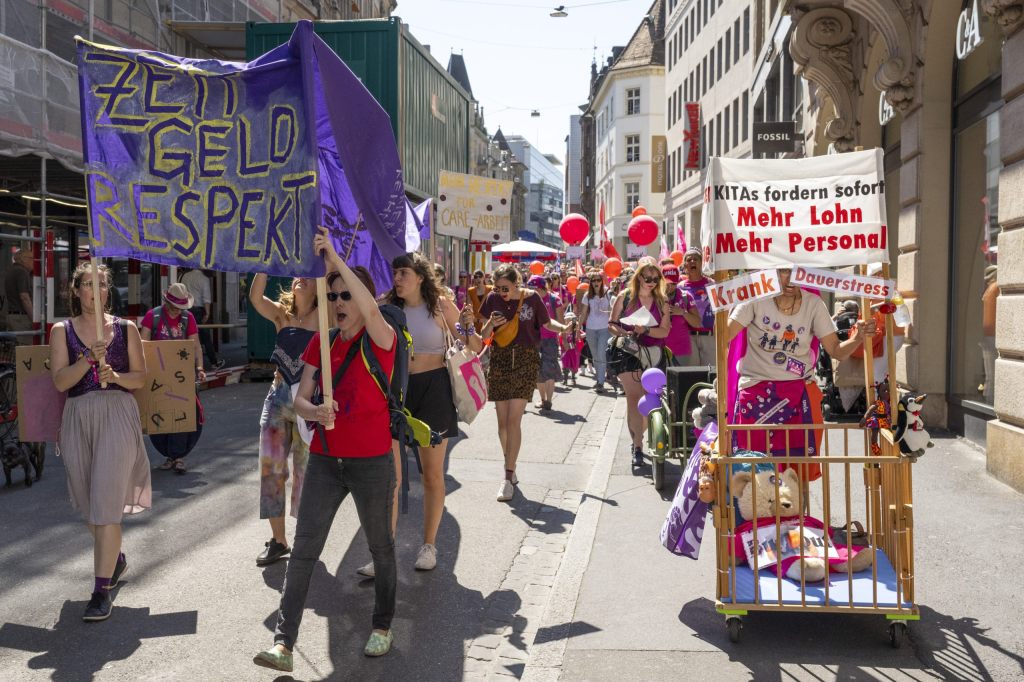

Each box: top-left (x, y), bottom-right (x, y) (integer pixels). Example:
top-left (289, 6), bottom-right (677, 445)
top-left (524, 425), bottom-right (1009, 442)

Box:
top-left (39, 156), bottom-right (46, 334)
top-left (89, 0), bottom-right (94, 41)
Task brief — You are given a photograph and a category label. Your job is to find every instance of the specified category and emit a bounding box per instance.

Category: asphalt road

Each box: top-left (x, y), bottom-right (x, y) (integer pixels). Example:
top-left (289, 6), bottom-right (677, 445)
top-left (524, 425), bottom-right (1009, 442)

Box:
top-left (0, 378), bottom-right (607, 681)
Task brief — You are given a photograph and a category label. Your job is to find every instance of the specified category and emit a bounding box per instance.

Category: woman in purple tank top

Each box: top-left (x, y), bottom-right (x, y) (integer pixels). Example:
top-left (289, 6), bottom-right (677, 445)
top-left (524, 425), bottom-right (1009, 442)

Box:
top-left (50, 263), bottom-right (150, 623)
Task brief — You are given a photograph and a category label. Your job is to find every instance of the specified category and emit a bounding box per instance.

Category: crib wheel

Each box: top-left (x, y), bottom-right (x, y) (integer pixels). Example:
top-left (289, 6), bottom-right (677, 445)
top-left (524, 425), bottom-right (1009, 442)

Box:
top-left (888, 622), bottom-right (906, 649)
top-left (726, 616), bottom-right (742, 643)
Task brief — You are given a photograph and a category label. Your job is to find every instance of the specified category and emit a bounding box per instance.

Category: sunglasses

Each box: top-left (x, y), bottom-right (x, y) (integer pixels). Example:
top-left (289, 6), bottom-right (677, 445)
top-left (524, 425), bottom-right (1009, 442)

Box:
top-left (326, 291), bottom-right (353, 302)
top-left (590, 278), bottom-right (602, 283)
top-left (495, 285), bottom-right (513, 293)
top-left (642, 276), bottom-right (661, 284)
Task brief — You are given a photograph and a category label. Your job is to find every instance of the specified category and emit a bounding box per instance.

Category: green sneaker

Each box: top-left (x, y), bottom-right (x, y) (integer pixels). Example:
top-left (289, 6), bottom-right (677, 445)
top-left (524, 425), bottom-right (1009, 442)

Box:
top-left (363, 630), bottom-right (393, 657)
top-left (253, 646), bottom-right (293, 672)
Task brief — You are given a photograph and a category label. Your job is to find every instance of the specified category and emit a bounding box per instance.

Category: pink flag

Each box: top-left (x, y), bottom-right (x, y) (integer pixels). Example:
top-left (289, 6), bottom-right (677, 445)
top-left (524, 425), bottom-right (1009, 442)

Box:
top-left (660, 234), bottom-right (670, 259)
top-left (676, 224), bottom-right (687, 252)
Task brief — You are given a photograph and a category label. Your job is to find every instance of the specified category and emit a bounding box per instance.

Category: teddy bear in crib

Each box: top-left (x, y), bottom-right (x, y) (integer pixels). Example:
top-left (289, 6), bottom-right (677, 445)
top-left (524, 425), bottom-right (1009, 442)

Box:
top-left (894, 393), bottom-right (933, 460)
top-left (691, 385), bottom-right (718, 430)
top-left (730, 466), bottom-right (873, 583)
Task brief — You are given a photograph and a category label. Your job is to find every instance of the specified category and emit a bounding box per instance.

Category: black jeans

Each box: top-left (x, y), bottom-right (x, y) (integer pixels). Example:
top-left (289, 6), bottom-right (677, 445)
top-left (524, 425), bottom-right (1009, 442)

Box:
top-left (189, 307), bottom-right (218, 365)
top-left (274, 452), bottom-right (396, 649)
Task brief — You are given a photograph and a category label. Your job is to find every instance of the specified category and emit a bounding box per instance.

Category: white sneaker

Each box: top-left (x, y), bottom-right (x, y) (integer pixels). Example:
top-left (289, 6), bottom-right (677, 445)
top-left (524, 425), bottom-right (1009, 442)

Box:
top-left (497, 479), bottom-right (515, 502)
top-left (414, 544), bottom-right (437, 571)
top-left (356, 561), bottom-right (375, 578)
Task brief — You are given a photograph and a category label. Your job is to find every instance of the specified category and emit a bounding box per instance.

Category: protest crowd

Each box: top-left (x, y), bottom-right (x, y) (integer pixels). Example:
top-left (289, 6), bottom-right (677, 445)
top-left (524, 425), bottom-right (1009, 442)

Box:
top-left (50, 234), bottom-right (720, 667)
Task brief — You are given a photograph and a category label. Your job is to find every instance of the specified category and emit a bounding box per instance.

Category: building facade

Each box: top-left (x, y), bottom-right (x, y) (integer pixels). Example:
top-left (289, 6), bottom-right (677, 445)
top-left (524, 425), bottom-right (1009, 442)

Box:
top-left (664, 0), bottom-right (756, 249)
top-left (505, 135), bottom-right (565, 248)
top-left (587, 0), bottom-right (667, 257)
top-left (764, 0), bottom-right (1024, 492)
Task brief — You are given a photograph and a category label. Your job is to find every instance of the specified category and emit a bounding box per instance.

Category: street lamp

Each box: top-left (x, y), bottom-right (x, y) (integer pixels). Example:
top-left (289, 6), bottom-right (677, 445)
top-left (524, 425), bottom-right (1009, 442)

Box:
top-left (550, 5), bottom-right (568, 18)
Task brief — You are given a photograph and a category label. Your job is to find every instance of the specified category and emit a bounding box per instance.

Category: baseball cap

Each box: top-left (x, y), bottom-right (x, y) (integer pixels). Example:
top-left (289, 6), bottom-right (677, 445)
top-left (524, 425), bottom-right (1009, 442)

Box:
top-left (527, 275), bottom-right (546, 289)
top-left (661, 264), bottom-right (681, 283)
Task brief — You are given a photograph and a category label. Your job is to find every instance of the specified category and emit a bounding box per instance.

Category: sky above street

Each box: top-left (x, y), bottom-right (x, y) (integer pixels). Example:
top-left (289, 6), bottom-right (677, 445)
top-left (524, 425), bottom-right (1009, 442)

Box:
top-left (394, 0), bottom-right (654, 165)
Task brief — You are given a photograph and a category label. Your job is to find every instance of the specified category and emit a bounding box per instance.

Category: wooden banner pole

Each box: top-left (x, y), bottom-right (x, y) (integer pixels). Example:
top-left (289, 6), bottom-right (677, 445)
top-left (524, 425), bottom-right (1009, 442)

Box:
top-left (316, 276), bottom-right (334, 431)
top-left (90, 257), bottom-right (107, 388)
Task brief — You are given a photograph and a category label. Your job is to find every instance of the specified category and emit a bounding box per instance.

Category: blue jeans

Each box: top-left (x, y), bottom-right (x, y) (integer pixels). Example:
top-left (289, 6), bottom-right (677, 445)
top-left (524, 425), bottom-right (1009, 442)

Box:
top-left (586, 326), bottom-right (611, 385)
top-left (274, 452), bottom-right (396, 649)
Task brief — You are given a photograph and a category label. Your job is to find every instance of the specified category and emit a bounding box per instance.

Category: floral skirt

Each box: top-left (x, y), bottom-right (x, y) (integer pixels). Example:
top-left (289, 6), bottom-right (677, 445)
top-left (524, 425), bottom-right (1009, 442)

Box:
top-left (487, 344), bottom-right (540, 402)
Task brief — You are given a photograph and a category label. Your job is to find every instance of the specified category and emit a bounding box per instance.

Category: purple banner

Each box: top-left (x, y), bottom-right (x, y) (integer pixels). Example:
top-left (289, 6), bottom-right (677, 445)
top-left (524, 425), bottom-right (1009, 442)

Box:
top-left (660, 422), bottom-right (717, 559)
top-left (77, 21), bottom-right (409, 292)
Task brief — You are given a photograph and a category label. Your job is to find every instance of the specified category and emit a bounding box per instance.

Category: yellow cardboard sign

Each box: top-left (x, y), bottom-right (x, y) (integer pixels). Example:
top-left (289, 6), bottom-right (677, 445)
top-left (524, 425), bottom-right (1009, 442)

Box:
top-left (15, 340), bottom-right (197, 441)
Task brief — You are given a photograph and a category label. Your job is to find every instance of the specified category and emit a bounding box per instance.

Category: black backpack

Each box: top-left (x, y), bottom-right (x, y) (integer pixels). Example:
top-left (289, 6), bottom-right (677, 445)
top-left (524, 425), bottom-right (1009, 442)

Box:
top-left (310, 304), bottom-right (439, 512)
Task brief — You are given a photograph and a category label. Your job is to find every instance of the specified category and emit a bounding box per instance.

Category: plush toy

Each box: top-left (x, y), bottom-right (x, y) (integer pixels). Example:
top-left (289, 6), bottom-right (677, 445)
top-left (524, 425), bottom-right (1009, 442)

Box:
top-left (697, 438), bottom-right (718, 503)
top-left (730, 466), bottom-right (873, 582)
top-left (691, 384), bottom-right (719, 430)
top-left (894, 393), bottom-right (933, 459)
top-left (859, 378), bottom-right (892, 456)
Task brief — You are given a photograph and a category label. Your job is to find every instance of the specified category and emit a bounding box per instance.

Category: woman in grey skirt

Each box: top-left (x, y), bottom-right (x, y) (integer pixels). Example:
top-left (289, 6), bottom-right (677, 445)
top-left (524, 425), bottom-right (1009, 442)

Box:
top-left (50, 263), bottom-right (151, 622)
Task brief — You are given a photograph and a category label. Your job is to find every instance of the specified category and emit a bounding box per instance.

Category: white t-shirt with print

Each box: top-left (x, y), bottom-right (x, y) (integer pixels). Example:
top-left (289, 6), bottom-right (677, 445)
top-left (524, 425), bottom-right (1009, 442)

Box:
top-left (581, 292), bottom-right (612, 331)
top-left (730, 295), bottom-right (836, 389)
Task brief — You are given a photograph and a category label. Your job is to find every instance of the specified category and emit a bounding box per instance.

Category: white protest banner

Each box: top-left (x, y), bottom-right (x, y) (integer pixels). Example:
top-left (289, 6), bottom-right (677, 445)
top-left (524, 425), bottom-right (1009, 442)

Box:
top-left (699, 148), bottom-right (888, 273)
top-left (437, 170), bottom-right (513, 242)
top-left (791, 265), bottom-right (895, 299)
top-left (706, 269), bottom-right (781, 313)
top-left (627, 243), bottom-right (647, 259)
top-left (566, 245), bottom-right (585, 260)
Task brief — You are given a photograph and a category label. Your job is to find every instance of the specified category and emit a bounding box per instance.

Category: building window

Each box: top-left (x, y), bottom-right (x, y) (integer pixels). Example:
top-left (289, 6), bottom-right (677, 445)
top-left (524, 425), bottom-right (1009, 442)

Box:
top-left (725, 29), bottom-right (731, 70)
top-left (742, 90), bottom-right (749, 141)
top-left (734, 18), bottom-right (741, 63)
top-left (743, 7), bottom-right (750, 54)
top-left (702, 56), bottom-right (708, 93)
top-left (684, 16), bottom-right (689, 49)
top-left (716, 111), bottom-right (722, 157)
top-left (733, 96), bottom-right (740, 147)
top-left (625, 182), bottom-right (640, 212)
top-left (625, 134), bottom-right (640, 162)
top-left (708, 119), bottom-right (714, 159)
top-left (626, 88), bottom-right (640, 115)
top-left (717, 39), bottom-right (723, 79)
top-left (667, 93), bottom-right (673, 125)
top-left (723, 107), bottom-right (730, 153)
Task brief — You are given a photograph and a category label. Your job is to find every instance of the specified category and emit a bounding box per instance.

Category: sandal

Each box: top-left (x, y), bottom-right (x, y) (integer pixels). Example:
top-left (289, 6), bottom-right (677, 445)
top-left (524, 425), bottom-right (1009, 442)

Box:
top-left (158, 458), bottom-right (174, 471)
top-left (173, 459), bottom-right (187, 474)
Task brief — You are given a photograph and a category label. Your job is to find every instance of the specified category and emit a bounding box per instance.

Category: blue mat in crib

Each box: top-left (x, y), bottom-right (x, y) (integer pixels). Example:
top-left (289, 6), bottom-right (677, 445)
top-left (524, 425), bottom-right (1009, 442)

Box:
top-left (721, 549), bottom-right (912, 608)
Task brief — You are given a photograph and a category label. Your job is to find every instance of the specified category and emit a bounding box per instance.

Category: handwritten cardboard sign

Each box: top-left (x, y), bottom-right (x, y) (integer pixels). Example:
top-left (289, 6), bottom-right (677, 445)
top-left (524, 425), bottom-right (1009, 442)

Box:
top-left (15, 340), bottom-right (196, 442)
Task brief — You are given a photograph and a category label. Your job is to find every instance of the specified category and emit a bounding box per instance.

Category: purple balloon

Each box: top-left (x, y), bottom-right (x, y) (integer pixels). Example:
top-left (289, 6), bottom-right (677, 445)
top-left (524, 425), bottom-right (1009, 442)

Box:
top-left (641, 368), bottom-right (667, 394)
top-left (638, 393), bottom-right (662, 417)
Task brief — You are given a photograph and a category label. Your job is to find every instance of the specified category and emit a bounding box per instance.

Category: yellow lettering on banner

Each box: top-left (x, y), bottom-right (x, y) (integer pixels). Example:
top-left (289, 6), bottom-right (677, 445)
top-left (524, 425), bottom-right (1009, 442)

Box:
top-left (85, 51), bottom-right (148, 128)
top-left (236, 190), bottom-right (266, 261)
top-left (194, 74), bottom-right (238, 120)
top-left (235, 114), bottom-right (271, 178)
top-left (86, 171), bottom-right (132, 242)
top-left (203, 185), bottom-right (241, 267)
top-left (270, 105), bottom-right (298, 165)
top-left (132, 182), bottom-right (171, 253)
top-left (172, 191), bottom-right (201, 258)
top-left (197, 120), bottom-right (231, 178)
top-left (148, 116), bottom-right (194, 185)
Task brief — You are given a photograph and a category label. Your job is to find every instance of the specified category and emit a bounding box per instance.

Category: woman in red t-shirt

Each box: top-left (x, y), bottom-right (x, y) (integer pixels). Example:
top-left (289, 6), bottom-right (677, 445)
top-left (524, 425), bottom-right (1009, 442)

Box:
top-left (254, 230), bottom-right (398, 672)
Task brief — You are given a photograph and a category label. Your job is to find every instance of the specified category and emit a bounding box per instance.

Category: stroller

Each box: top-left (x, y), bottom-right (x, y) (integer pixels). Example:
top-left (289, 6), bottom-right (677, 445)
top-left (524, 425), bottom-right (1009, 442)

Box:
top-left (818, 302), bottom-right (866, 420)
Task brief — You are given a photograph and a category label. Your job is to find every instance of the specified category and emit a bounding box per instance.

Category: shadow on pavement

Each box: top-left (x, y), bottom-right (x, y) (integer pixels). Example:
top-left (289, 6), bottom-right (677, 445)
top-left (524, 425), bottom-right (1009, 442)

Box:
top-left (0, 600), bottom-right (198, 681)
top-left (678, 597), bottom-right (1023, 681)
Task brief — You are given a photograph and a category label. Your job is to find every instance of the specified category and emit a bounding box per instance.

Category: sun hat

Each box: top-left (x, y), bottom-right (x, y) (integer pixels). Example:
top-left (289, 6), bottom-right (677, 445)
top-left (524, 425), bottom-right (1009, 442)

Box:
top-left (527, 275), bottom-right (547, 289)
top-left (164, 282), bottom-right (194, 309)
top-left (661, 264), bottom-right (681, 283)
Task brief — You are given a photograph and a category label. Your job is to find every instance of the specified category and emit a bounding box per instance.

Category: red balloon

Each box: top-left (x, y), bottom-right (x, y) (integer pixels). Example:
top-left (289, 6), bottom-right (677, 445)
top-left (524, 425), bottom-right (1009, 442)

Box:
top-left (529, 260), bottom-right (545, 275)
top-left (632, 206), bottom-right (647, 218)
top-left (566, 275), bottom-right (580, 295)
top-left (559, 213), bottom-right (590, 245)
top-left (670, 250), bottom-right (684, 267)
top-left (604, 257), bottom-right (623, 278)
top-left (628, 215), bottom-right (659, 246)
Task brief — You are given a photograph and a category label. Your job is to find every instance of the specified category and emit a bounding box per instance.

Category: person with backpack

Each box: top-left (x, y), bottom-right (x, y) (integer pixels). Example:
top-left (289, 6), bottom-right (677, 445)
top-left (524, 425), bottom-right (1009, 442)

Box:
top-left (247, 273), bottom-right (321, 567)
top-left (479, 265), bottom-right (574, 502)
top-left (139, 283), bottom-right (205, 474)
top-left (352, 252), bottom-right (480, 577)
top-left (254, 231), bottom-right (398, 672)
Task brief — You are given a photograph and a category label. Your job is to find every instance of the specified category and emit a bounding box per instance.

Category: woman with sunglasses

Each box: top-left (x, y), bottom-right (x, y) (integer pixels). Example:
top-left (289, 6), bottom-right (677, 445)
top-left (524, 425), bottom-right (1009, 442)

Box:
top-left (609, 264), bottom-right (672, 467)
top-left (578, 272), bottom-right (614, 392)
top-left (352, 252), bottom-right (480, 576)
top-left (248, 272), bottom-right (322, 567)
top-left (254, 230), bottom-right (398, 672)
top-left (480, 265), bottom-right (573, 501)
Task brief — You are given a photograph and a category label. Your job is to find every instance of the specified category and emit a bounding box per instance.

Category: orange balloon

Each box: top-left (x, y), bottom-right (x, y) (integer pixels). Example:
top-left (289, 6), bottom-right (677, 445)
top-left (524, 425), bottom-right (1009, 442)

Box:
top-left (632, 206), bottom-right (647, 218)
top-left (670, 250), bottom-right (684, 267)
top-left (566, 275), bottom-right (580, 295)
top-left (577, 281), bottom-right (590, 292)
top-left (529, 260), bottom-right (545, 275)
top-left (604, 257), bottom-right (623, 278)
